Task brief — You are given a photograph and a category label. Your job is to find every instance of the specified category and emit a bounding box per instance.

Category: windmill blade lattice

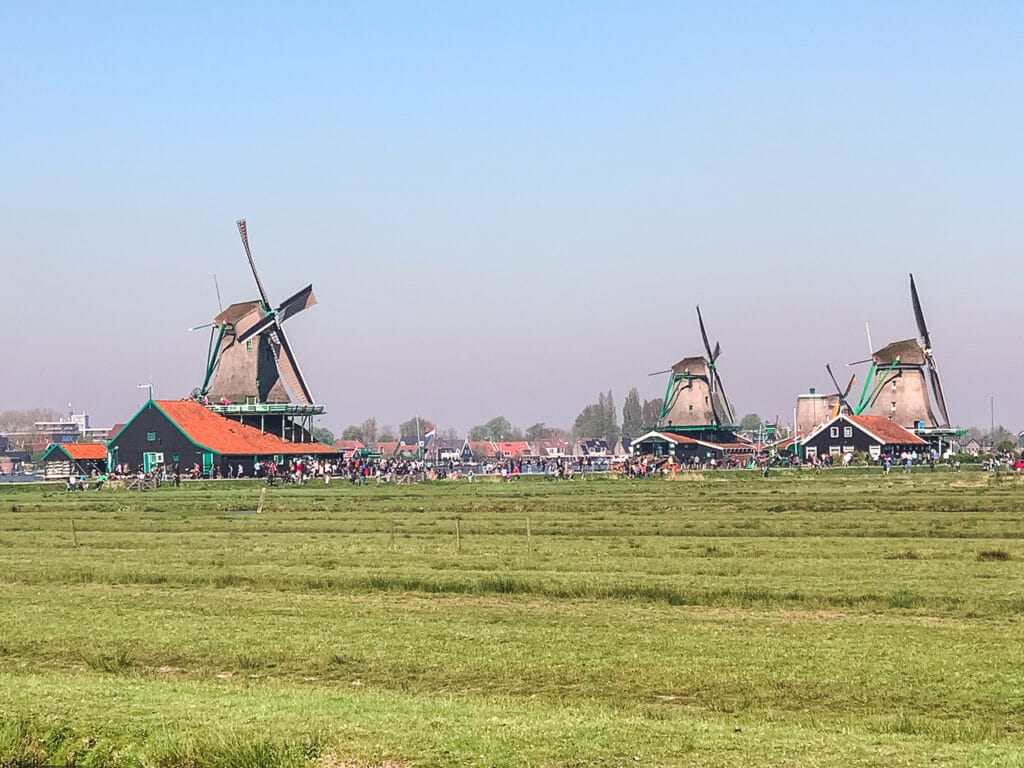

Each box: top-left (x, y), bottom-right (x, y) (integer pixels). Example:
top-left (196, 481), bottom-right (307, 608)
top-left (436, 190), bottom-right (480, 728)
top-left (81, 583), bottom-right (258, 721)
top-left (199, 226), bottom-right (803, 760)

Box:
top-left (237, 219), bottom-right (271, 309)
top-left (909, 273), bottom-right (950, 427)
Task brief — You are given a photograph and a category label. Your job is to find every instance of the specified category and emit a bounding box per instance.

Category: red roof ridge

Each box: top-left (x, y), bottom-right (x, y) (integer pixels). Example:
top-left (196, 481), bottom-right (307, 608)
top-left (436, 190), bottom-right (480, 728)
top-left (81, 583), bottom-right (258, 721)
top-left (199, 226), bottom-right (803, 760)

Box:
top-left (52, 443), bottom-right (108, 460)
top-left (153, 400), bottom-right (336, 455)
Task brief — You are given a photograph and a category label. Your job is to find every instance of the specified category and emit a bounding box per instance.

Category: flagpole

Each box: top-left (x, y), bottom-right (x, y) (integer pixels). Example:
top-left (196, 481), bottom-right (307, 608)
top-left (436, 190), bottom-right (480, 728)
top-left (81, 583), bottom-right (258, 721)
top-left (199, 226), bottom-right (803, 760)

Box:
top-left (416, 415), bottom-right (422, 461)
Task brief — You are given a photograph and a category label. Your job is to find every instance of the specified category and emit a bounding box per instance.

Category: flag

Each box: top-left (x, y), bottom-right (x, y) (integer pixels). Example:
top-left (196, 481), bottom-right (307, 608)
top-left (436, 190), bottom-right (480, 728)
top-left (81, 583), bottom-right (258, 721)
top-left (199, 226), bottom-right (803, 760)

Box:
top-left (423, 427), bottom-right (436, 443)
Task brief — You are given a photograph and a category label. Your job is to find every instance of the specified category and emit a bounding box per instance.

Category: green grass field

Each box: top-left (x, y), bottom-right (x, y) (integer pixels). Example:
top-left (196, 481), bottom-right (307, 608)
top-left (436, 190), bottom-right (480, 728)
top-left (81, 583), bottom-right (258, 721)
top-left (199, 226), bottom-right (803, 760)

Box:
top-left (2, 470), bottom-right (1023, 767)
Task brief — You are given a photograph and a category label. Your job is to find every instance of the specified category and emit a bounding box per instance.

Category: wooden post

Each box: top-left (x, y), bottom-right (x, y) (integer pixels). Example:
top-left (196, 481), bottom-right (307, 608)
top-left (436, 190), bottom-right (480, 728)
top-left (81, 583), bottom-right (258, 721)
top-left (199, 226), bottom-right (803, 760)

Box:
top-left (71, 519), bottom-right (78, 547)
top-left (389, 520), bottom-right (396, 552)
top-left (256, 487), bottom-right (267, 514)
top-left (526, 516), bottom-right (531, 544)
top-left (456, 518), bottom-right (461, 552)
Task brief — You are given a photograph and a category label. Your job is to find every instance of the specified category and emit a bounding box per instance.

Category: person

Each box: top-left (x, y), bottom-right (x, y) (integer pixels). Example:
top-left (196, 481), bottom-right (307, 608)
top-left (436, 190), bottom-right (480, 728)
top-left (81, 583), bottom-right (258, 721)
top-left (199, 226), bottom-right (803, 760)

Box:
top-left (94, 473), bottom-right (107, 490)
top-left (237, 463), bottom-right (244, 478)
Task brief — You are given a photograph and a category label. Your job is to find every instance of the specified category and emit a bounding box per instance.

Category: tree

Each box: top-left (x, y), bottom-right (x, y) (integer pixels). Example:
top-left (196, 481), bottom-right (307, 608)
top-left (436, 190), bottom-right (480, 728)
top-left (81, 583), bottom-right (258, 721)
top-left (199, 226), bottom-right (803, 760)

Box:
top-left (359, 418), bottom-right (378, 446)
top-left (525, 422), bottom-right (551, 443)
top-left (621, 388), bottom-right (643, 439)
top-left (547, 426), bottom-right (573, 443)
top-left (468, 416), bottom-right (522, 441)
top-left (339, 417), bottom-right (379, 445)
top-left (738, 413), bottom-right (764, 431)
top-left (0, 408), bottom-right (63, 434)
top-left (641, 398), bottom-right (662, 428)
top-left (573, 391), bottom-right (619, 446)
top-left (341, 424), bottom-right (364, 441)
top-left (439, 427), bottom-right (461, 443)
top-left (378, 425), bottom-right (397, 443)
top-left (311, 426), bottom-right (334, 445)
top-left (966, 425), bottom-right (1018, 454)
top-left (399, 417), bottom-right (435, 442)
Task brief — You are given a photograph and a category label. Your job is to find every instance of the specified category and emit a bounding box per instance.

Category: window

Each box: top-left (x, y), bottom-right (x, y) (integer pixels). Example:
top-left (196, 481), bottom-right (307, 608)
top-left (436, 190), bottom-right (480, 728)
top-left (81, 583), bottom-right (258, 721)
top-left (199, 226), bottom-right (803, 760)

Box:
top-left (806, 447), bottom-right (818, 458)
top-left (891, 401), bottom-right (897, 412)
top-left (843, 427), bottom-right (853, 438)
top-left (892, 381), bottom-right (898, 390)
top-left (830, 427), bottom-right (839, 438)
top-left (688, 405), bottom-right (694, 413)
top-left (146, 431), bottom-right (156, 442)
top-left (843, 445), bottom-right (855, 453)
top-left (246, 339), bottom-right (254, 351)
top-left (829, 446), bottom-right (841, 455)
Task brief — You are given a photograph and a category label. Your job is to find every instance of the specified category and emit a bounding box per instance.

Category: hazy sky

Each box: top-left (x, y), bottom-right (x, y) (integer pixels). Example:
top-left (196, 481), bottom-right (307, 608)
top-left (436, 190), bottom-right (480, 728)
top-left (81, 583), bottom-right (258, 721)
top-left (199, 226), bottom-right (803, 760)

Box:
top-left (3, 2), bottom-right (1022, 434)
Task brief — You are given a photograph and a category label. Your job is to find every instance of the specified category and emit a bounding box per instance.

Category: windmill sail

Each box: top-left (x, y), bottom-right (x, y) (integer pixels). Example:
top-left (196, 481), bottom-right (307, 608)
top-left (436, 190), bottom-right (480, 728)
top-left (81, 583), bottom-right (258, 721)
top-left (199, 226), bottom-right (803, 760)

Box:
top-left (910, 273), bottom-right (951, 428)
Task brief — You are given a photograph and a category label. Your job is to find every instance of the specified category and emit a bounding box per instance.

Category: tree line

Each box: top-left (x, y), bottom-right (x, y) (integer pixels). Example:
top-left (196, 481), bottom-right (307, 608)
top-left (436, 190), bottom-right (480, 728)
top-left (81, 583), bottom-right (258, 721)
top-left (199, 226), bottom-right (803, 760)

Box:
top-left (328, 388), bottom-right (773, 449)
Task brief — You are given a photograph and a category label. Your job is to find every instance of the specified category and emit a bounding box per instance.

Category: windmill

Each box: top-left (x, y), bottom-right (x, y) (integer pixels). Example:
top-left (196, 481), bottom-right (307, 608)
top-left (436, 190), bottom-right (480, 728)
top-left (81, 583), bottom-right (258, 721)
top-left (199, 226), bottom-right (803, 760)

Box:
top-left (193, 219), bottom-right (318, 406)
top-left (651, 306), bottom-right (736, 430)
top-left (824, 363), bottom-right (856, 417)
top-left (845, 273), bottom-right (951, 429)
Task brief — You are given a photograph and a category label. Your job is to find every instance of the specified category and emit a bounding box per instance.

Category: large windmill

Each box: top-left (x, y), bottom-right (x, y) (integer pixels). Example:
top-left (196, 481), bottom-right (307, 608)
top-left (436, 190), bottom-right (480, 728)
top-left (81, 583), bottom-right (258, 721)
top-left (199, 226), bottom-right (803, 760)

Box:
top-left (652, 306), bottom-right (736, 432)
top-left (839, 274), bottom-right (951, 430)
top-left (191, 220), bottom-right (323, 441)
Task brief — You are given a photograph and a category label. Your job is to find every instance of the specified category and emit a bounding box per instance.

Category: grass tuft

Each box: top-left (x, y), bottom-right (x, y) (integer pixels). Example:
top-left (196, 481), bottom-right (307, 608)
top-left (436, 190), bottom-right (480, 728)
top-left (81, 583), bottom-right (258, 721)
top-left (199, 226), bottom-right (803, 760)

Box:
top-left (84, 648), bottom-right (136, 674)
top-left (978, 548), bottom-right (1012, 561)
top-left (886, 549), bottom-right (921, 560)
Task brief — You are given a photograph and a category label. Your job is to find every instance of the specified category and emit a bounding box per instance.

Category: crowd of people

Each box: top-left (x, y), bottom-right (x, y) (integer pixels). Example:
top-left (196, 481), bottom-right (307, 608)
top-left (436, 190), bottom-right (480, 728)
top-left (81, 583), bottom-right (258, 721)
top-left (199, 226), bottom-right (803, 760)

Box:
top-left (67, 444), bottom-right (1024, 491)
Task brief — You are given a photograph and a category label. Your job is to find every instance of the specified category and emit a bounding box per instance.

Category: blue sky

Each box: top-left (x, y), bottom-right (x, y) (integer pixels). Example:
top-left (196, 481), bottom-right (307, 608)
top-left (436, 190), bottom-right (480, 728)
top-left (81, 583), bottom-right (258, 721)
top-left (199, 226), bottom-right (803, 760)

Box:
top-left (2, 2), bottom-right (1022, 433)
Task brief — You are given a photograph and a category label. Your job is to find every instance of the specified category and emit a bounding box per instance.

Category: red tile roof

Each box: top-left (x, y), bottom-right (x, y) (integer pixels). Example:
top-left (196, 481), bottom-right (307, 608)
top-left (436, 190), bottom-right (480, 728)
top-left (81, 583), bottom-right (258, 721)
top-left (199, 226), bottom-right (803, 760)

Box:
top-left (333, 439), bottom-right (365, 451)
top-left (375, 441), bottom-right (399, 455)
top-left (53, 443), bottom-right (107, 460)
top-left (154, 400), bottom-right (337, 456)
top-left (847, 415), bottom-right (927, 446)
top-left (495, 441), bottom-right (532, 456)
top-left (107, 424), bottom-right (124, 440)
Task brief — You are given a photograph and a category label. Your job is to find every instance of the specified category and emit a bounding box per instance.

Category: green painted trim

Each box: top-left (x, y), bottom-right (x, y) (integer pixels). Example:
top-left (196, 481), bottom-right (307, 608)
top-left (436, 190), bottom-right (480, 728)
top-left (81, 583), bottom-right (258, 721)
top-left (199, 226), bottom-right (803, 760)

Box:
top-left (201, 325), bottom-right (227, 394)
top-left (149, 401), bottom-right (222, 457)
top-left (106, 399), bottom-right (154, 447)
top-left (39, 443), bottom-right (73, 462)
top-left (856, 359), bottom-right (901, 415)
